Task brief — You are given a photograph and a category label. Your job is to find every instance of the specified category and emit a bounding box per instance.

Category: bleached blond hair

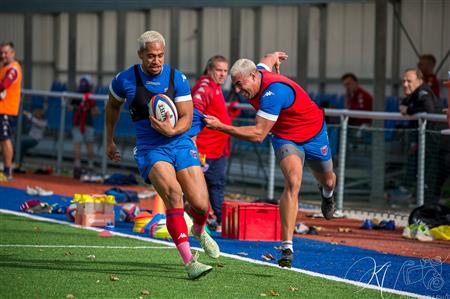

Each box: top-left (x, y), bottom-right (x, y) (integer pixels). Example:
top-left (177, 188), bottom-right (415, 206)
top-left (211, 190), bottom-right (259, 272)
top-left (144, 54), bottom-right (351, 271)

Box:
top-left (230, 58), bottom-right (256, 78)
top-left (137, 31), bottom-right (165, 51)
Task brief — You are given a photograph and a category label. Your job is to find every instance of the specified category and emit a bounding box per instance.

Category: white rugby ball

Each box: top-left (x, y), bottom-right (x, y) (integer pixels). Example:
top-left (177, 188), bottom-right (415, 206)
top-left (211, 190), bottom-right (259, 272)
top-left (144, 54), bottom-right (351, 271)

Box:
top-left (148, 94), bottom-right (178, 127)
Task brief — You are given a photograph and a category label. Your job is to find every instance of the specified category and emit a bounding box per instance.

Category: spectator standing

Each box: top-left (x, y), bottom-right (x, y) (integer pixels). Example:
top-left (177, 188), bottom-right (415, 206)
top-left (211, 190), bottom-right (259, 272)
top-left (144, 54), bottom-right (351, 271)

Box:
top-left (418, 54), bottom-right (440, 98)
top-left (15, 108), bottom-right (47, 172)
top-left (341, 73), bottom-right (373, 148)
top-left (0, 42), bottom-right (22, 180)
top-left (341, 73), bottom-right (373, 126)
top-left (399, 68), bottom-right (444, 204)
top-left (399, 68), bottom-right (442, 116)
top-left (191, 55), bottom-right (235, 232)
top-left (71, 75), bottom-right (99, 178)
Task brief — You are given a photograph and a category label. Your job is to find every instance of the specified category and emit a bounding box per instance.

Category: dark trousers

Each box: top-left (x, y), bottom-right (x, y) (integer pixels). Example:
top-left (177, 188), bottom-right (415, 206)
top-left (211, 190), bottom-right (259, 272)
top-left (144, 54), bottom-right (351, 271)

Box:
top-left (204, 156), bottom-right (226, 224)
top-left (19, 138), bottom-right (39, 164)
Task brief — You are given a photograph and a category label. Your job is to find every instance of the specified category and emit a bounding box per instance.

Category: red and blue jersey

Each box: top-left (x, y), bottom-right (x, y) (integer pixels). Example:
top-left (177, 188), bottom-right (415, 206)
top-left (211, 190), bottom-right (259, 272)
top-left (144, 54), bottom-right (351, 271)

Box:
top-left (192, 75), bottom-right (232, 158)
top-left (250, 66), bottom-right (324, 143)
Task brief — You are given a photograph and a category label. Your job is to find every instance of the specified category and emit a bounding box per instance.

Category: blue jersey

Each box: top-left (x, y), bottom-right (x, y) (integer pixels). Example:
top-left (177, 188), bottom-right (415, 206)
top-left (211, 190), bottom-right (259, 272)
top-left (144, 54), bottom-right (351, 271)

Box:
top-left (109, 64), bottom-right (192, 149)
top-left (255, 64), bottom-right (294, 122)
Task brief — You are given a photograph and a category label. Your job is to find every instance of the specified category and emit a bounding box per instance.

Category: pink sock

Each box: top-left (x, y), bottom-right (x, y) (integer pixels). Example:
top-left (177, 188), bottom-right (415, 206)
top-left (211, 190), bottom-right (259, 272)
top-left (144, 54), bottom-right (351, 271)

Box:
top-left (189, 206), bottom-right (208, 235)
top-left (166, 208), bottom-right (192, 264)
top-left (176, 242), bottom-right (193, 264)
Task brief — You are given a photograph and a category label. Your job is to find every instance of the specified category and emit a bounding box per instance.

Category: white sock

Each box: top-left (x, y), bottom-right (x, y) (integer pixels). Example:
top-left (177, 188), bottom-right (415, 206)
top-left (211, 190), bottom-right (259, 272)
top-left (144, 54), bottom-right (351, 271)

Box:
top-left (281, 241), bottom-right (293, 252)
top-left (322, 187), bottom-right (334, 198)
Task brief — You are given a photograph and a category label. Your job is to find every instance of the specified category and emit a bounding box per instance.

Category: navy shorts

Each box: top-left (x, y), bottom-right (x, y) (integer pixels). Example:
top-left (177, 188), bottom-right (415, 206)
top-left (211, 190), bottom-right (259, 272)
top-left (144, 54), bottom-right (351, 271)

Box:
top-left (0, 114), bottom-right (16, 141)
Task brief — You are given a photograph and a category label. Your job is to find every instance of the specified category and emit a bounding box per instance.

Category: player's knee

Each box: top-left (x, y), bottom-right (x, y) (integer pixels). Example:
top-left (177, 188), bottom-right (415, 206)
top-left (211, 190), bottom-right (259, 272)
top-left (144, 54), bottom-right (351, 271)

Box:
top-left (324, 177), bottom-right (335, 190)
top-left (163, 189), bottom-right (184, 208)
top-left (188, 201), bottom-right (209, 214)
top-left (285, 175), bottom-right (301, 193)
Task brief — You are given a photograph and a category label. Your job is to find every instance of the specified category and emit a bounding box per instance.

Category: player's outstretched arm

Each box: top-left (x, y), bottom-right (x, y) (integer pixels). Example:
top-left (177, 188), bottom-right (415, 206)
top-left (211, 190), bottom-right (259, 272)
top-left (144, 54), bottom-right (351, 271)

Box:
top-left (259, 51), bottom-right (288, 74)
top-left (204, 115), bottom-right (274, 143)
top-left (105, 93), bottom-right (122, 161)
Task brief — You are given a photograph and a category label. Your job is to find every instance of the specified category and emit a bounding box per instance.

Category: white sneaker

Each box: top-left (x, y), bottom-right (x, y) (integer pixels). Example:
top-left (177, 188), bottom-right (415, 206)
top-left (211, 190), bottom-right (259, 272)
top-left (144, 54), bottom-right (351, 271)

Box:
top-left (80, 174), bottom-right (91, 182)
top-left (35, 186), bottom-right (54, 196)
top-left (185, 251), bottom-right (213, 280)
top-left (26, 186), bottom-right (38, 195)
top-left (416, 224), bottom-right (434, 242)
top-left (190, 226), bottom-right (220, 259)
top-left (89, 175), bottom-right (103, 183)
top-left (402, 224), bottom-right (418, 239)
top-left (138, 190), bottom-right (156, 199)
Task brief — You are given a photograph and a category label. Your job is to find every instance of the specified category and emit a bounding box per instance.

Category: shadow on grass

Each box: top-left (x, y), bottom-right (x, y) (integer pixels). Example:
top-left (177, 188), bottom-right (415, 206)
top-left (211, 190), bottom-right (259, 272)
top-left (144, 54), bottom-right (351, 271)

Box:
top-left (0, 256), bottom-right (188, 280)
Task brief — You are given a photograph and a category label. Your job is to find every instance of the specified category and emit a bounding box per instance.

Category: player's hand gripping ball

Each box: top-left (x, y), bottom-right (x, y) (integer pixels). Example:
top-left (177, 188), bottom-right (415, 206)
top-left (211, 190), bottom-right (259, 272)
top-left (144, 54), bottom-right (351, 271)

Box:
top-left (148, 94), bottom-right (178, 127)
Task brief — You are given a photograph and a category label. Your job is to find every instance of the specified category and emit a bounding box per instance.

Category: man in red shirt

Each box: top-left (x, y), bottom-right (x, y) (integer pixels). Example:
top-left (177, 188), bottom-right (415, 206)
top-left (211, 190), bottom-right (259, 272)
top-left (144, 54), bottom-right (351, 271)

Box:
top-left (192, 55), bottom-right (235, 231)
top-left (418, 54), bottom-right (440, 98)
top-left (341, 73), bottom-right (373, 126)
top-left (0, 42), bottom-right (22, 180)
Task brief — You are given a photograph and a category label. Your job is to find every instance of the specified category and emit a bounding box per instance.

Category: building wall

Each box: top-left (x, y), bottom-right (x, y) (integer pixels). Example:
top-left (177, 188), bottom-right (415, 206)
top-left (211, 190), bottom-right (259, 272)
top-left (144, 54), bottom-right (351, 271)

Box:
top-left (0, 0), bottom-right (449, 97)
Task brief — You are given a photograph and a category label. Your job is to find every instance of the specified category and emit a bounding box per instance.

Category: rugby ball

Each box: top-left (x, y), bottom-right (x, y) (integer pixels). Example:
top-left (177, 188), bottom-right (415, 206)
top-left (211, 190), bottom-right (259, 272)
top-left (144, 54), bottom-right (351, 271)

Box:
top-left (119, 203), bottom-right (140, 222)
top-left (148, 94), bottom-right (178, 127)
top-left (66, 203), bottom-right (78, 222)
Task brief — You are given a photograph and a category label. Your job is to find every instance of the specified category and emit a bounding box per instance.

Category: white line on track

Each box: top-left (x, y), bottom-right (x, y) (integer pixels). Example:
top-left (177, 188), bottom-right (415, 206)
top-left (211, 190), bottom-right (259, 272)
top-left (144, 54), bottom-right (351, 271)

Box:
top-left (0, 209), bottom-right (428, 299)
top-left (0, 244), bottom-right (172, 249)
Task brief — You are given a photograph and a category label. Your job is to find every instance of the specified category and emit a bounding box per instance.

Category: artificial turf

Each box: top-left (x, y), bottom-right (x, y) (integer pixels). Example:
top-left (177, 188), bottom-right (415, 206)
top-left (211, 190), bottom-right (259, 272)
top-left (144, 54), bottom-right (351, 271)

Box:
top-left (0, 213), bottom-right (406, 298)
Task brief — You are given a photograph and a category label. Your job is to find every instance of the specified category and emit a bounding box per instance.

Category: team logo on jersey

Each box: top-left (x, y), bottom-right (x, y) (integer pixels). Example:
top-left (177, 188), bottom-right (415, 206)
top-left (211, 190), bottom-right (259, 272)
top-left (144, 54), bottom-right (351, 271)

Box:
top-left (320, 145), bottom-right (328, 156)
top-left (263, 90), bottom-right (275, 97)
top-left (190, 149), bottom-right (198, 159)
top-left (146, 81), bottom-right (160, 85)
top-left (178, 233), bottom-right (187, 239)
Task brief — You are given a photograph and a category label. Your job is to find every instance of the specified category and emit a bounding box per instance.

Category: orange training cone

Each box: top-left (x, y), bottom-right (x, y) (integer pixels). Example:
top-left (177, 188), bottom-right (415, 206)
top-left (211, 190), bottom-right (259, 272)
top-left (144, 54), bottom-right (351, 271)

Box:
top-left (152, 193), bottom-right (166, 215)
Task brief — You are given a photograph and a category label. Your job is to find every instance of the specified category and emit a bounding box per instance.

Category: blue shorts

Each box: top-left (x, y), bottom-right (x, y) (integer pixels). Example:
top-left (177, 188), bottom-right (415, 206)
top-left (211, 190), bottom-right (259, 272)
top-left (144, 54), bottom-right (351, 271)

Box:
top-left (271, 123), bottom-right (332, 161)
top-left (134, 137), bottom-right (201, 183)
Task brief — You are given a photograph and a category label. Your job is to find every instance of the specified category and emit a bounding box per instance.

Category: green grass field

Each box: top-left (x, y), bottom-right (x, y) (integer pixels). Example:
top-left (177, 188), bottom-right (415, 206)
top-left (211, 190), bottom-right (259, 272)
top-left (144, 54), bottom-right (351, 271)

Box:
top-left (0, 213), bottom-right (405, 298)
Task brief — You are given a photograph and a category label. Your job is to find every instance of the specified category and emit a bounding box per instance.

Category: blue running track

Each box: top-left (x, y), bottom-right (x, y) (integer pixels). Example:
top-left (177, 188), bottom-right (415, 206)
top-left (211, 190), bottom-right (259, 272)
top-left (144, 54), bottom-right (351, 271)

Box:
top-left (0, 185), bottom-right (448, 298)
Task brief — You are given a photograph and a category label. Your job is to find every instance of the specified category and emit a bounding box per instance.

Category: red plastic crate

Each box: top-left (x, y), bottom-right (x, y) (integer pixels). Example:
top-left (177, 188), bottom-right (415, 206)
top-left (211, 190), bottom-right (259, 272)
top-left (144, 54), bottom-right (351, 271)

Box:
top-left (221, 201), bottom-right (240, 238)
top-left (222, 202), bottom-right (281, 241)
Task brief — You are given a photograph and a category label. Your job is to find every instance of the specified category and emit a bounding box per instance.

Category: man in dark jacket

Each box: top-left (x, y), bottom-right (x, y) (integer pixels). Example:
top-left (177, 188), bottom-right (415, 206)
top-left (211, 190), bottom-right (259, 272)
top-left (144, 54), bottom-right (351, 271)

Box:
top-left (399, 68), bottom-right (445, 204)
top-left (400, 68), bottom-right (441, 117)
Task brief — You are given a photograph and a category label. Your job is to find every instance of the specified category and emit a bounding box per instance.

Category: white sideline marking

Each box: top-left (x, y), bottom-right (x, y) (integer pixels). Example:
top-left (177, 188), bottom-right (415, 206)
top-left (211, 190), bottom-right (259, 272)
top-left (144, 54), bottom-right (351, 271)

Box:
top-left (0, 209), bottom-right (427, 299)
top-left (0, 244), bottom-right (172, 249)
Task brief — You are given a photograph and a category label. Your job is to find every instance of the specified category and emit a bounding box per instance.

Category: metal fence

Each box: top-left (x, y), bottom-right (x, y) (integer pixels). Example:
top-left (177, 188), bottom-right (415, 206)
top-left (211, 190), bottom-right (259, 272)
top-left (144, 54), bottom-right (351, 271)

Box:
top-left (16, 89), bottom-right (449, 212)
